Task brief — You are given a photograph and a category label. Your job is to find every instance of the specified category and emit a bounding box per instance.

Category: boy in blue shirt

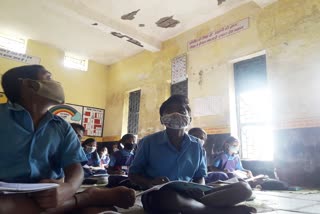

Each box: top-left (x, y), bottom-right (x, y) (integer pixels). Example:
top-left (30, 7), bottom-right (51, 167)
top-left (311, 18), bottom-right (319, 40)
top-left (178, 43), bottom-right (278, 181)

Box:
top-left (129, 95), bottom-right (255, 214)
top-left (0, 65), bottom-right (135, 213)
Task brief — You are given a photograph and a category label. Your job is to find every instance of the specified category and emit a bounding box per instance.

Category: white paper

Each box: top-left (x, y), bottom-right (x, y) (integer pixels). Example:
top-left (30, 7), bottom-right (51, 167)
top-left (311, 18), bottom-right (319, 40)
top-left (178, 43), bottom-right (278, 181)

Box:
top-left (0, 182), bottom-right (59, 194)
top-left (136, 180), bottom-right (213, 197)
top-left (193, 96), bottom-right (224, 117)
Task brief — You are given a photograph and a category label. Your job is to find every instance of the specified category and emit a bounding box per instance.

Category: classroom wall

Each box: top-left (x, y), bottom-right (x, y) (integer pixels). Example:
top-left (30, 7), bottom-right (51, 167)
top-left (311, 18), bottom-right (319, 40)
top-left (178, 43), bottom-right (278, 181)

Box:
top-left (105, 0), bottom-right (320, 138)
top-left (0, 39), bottom-right (109, 141)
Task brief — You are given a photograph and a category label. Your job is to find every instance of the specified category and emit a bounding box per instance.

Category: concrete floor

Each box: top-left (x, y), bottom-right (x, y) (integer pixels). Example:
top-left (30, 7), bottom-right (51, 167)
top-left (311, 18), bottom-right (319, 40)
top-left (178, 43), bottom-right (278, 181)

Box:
top-left (113, 188), bottom-right (320, 213)
top-left (244, 189), bottom-right (320, 213)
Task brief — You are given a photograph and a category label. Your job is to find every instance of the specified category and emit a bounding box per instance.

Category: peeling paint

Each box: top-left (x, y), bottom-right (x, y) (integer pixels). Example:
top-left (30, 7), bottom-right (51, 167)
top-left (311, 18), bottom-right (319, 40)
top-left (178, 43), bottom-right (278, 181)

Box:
top-left (217, 0), bottom-right (226, 6)
top-left (121, 9), bottom-right (140, 20)
top-left (110, 32), bottom-right (144, 47)
top-left (156, 16), bottom-right (180, 28)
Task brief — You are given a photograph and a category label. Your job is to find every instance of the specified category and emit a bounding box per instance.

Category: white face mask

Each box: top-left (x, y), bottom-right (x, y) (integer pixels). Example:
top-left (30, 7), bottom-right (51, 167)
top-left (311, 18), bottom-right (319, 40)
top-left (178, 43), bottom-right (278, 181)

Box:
top-left (160, 112), bottom-right (191, 130)
top-left (23, 79), bottom-right (65, 104)
top-left (229, 146), bottom-right (239, 154)
top-left (85, 146), bottom-right (96, 154)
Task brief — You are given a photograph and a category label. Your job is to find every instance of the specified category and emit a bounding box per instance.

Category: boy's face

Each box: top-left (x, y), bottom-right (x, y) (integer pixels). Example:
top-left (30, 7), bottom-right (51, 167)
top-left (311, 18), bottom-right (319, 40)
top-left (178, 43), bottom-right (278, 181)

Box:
top-left (37, 69), bottom-right (52, 80)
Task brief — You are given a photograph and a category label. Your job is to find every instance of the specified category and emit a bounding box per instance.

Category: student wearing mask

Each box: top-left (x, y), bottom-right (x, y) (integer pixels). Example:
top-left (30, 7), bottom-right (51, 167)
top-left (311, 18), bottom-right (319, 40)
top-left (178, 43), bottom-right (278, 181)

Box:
top-left (0, 65), bottom-right (135, 213)
top-left (189, 128), bottom-right (229, 183)
top-left (108, 134), bottom-right (136, 175)
top-left (212, 136), bottom-right (253, 179)
top-left (129, 95), bottom-right (255, 214)
top-left (98, 146), bottom-right (110, 169)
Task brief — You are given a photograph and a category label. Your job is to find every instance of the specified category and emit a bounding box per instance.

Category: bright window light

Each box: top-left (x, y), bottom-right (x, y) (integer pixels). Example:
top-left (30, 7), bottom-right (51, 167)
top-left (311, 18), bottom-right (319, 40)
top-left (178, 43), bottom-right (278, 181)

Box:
top-left (64, 53), bottom-right (88, 71)
top-left (238, 89), bottom-right (273, 160)
top-left (0, 34), bottom-right (27, 53)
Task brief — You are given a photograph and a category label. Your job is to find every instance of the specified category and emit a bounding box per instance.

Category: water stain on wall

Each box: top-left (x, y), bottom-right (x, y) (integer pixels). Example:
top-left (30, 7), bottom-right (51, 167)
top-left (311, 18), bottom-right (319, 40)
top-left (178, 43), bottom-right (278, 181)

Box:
top-left (217, 0), bottom-right (226, 6)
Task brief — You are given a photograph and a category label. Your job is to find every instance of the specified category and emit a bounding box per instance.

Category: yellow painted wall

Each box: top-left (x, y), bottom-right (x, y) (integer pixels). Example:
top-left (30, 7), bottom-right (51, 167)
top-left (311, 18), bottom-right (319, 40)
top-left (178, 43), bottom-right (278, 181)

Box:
top-left (105, 0), bottom-right (320, 138)
top-left (0, 40), bottom-right (108, 141)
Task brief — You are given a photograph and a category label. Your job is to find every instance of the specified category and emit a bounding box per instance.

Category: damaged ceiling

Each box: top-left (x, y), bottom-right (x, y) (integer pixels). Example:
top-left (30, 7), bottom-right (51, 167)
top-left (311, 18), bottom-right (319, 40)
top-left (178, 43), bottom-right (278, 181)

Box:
top-left (0, 0), bottom-right (277, 65)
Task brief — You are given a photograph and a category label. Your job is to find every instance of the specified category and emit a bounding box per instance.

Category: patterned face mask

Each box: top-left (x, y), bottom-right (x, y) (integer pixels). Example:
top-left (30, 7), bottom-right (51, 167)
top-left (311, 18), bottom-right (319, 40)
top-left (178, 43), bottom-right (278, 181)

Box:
top-left (160, 112), bottom-right (191, 130)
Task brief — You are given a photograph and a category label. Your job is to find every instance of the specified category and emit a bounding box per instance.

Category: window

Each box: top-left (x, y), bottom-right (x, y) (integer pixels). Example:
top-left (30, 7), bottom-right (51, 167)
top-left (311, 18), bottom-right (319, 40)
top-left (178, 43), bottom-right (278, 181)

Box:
top-left (127, 90), bottom-right (141, 135)
top-left (171, 79), bottom-right (188, 96)
top-left (234, 55), bottom-right (273, 160)
top-left (64, 53), bottom-right (88, 71)
top-left (0, 34), bottom-right (26, 53)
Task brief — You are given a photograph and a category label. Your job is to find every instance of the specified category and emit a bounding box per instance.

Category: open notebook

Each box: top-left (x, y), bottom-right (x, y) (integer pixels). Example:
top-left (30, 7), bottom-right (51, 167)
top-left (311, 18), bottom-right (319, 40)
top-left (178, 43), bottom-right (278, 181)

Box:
top-left (136, 180), bottom-right (213, 197)
top-left (0, 182), bottom-right (59, 194)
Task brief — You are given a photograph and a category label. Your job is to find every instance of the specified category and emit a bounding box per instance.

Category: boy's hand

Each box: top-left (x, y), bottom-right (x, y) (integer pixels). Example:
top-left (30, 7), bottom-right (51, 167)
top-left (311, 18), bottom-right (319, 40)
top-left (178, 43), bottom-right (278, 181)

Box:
top-left (32, 179), bottom-right (75, 209)
top-left (151, 176), bottom-right (170, 186)
top-left (111, 186), bottom-right (136, 209)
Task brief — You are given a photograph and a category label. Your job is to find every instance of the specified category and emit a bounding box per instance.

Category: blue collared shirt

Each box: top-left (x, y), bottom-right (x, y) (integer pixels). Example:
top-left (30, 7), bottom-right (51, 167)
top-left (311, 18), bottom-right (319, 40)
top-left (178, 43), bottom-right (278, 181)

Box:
top-left (129, 130), bottom-right (207, 181)
top-left (213, 152), bottom-right (244, 171)
top-left (0, 103), bottom-right (87, 183)
top-left (109, 149), bottom-right (134, 167)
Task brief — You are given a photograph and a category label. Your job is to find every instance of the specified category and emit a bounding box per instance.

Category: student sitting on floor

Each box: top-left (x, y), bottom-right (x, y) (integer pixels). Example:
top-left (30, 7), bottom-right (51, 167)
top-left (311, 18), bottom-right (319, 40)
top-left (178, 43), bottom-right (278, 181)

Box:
top-left (189, 128), bottom-right (229, 183)
top-left (82, 138), bottom-right (108, 177)
top-left (108, 134), bottom-right (136, 175)
top-left (98, 146), bottom-right (110, 169)
top-left (211, 136), bottom-right (253, 180)
top-left (0, 65), bottom-right (135, 214)
top-left (129, 94), bottom-right (255, 214)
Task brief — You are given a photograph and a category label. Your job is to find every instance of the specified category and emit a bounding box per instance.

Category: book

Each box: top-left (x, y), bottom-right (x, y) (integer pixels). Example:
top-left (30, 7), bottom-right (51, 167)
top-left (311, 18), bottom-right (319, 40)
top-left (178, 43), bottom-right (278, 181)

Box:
top-left (135, 180), bottom-right (213, 197)
top-left (0, 182), bottom-right (59, 194)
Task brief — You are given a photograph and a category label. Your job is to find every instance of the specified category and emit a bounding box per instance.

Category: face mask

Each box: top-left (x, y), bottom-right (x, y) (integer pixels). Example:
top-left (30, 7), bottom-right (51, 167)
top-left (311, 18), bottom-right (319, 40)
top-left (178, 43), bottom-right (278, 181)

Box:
top-left (199, 139), bottom-right (205, 147)
top-left (124, 143), bottom-right (134, 151)
top-left (24, 79), bottom-right (65, 104)
top-left (101, 154), bottom-right (109, 160)
top-left (229, 146), bottom-right (239, 154)
top-left (160, 112), bottom-right (191, 129)
top-left (85, 146), bottom-right (96, 154)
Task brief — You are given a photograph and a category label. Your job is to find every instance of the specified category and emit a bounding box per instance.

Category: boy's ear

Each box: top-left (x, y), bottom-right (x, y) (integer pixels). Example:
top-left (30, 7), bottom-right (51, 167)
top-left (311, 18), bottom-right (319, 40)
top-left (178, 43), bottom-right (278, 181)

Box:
top-left (21, 79), bottom-right (39, 92)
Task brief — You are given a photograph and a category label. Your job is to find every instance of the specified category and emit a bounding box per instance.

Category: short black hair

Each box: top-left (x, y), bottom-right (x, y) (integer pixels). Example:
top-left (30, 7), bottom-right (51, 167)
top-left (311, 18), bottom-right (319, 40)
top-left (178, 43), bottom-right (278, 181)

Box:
top-left (159, 94), bottom-right (191, 116)
top-left (188, 127), bottom-right (207, 138)
top-left (120, 134), bottom-right (135, 144)
top-left (70, 123), bottom-right (85, 132)
top-left (1, 65), bottom-right (44, 103)
top-left (82, 138), bottom-right (96, 147)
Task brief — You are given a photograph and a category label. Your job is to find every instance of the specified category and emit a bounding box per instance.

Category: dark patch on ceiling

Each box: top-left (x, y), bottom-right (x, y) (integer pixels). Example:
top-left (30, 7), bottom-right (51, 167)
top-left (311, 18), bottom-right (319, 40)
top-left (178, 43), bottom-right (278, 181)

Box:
top-left (217, 0), bottom-right (226, 5)
top-left (156, 16), bottom-right (180, 28)
top-left (121, 9), bottom-right (140, 20)
top-left (92, 23), bottom-right (98, 26)
top-left (110, 32), bottom-right (144, 48)
top-left (139, 24), bottom-right (145, 27)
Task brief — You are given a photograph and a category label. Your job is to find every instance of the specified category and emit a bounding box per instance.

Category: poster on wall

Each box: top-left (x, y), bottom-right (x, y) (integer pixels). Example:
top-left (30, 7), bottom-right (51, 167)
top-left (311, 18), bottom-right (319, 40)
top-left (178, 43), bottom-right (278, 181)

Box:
top-left (82, 107), bottom-right (104, 137)
top-left (49, 104), bottom-right (83, 124)
top-left (0, 92), bottom-right (8, 104)
top-left (171, 54), bottom-right (187, 84)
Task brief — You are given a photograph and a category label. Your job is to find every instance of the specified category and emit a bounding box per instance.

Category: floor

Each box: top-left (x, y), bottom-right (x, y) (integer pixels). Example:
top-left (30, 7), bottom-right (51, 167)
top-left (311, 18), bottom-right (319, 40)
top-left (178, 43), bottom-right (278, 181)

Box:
top-left (116, 189), bottom-right (320, 213)
top-left (244, 189), bottom-right (320, 214)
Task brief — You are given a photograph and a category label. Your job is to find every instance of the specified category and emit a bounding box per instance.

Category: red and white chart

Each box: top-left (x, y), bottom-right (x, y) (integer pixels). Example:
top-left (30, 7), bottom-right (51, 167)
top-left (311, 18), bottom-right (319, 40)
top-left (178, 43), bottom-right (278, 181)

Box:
top-left (82, 107), bottom-right (104, 137)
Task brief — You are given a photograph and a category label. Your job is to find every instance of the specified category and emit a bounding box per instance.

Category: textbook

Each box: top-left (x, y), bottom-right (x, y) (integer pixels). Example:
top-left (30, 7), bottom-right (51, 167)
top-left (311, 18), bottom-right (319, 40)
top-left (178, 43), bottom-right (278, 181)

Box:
top-left (0, 182), bottom-right (59, 194)
top-left (135, 180), bottom-right (213, 197)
